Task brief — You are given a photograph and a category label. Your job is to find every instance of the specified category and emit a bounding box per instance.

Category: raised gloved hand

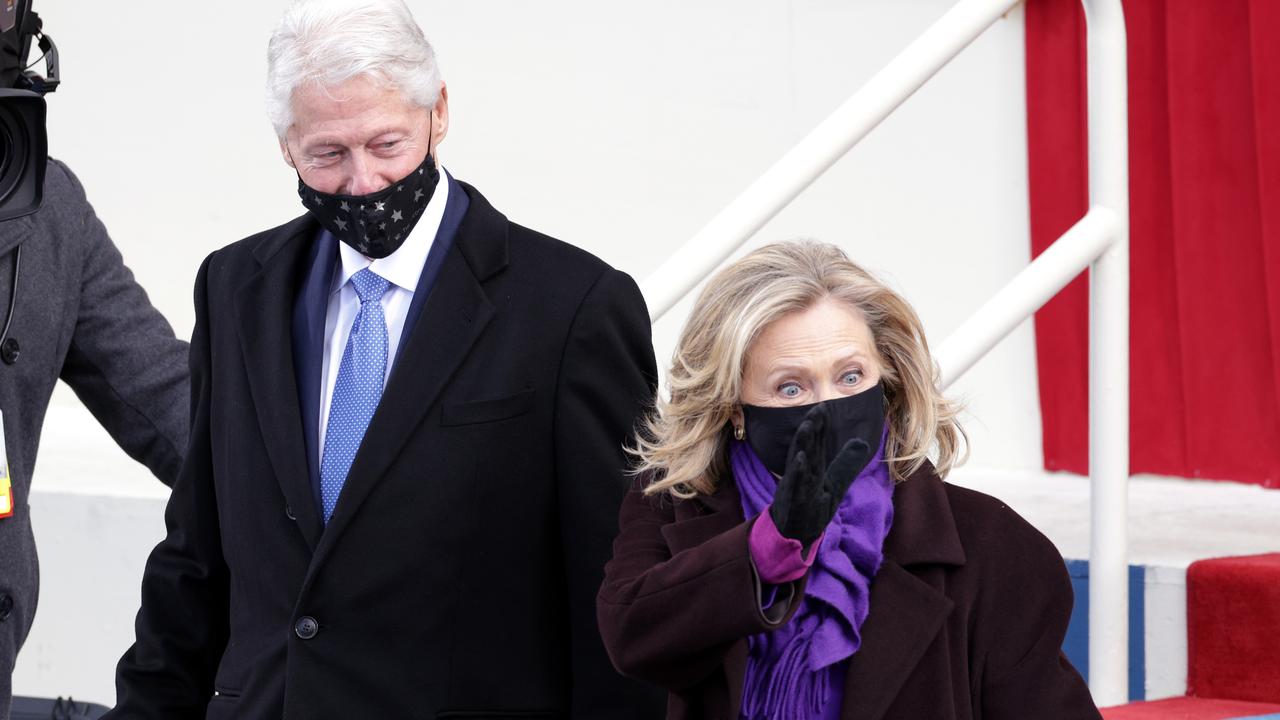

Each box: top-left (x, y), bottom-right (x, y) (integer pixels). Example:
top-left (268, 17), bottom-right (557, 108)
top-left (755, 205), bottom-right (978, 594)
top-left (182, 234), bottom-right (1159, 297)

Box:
top-left (768, 402), bottom-right (874, 547)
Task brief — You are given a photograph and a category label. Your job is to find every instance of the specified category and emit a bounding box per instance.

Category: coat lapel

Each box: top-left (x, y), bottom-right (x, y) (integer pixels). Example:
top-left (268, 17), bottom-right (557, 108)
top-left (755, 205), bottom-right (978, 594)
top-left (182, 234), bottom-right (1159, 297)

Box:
top-left (659, 480), bottom-right (745, 554)
top-left (840, 562), bottom-right (954, 720)
top-left (394, 175), bottom-right (470, 365)
top-left (292, 229), bottom-right (339, 512)
top-left (234, 215), bottom-right (325, 552)
top-left (840, 467), bottom-right (966, 720)
top-left (310, 183), bottom-right (503, 563)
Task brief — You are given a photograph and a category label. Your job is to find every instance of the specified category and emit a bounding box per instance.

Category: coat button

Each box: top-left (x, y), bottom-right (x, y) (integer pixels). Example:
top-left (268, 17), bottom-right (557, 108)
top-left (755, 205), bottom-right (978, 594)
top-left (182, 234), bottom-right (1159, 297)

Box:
top-left (1, 338), bottom-right (19, 365)
top-left (0, 594), bottom-right (13, 622)
top-left (294, 616), bottom-right (318, 640)
top-left (285, 503), bottom-right (296, 520)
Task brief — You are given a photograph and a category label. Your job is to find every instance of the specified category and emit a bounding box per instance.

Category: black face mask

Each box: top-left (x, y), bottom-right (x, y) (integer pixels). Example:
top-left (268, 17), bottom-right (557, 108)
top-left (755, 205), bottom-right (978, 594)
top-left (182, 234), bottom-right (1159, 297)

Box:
top-left (297, 150), bottom-right (440, 259)
top-left (741, 384), bottom-right (885, 477)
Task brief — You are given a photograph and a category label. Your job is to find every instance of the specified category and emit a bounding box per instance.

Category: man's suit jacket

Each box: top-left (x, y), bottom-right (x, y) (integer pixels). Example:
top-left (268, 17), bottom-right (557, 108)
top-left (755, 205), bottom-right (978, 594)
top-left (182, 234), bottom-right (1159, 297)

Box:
top-left (0, 159), bottom-right (188, 719)
top-left (109, 179), bottom-right (665, 720)
top-left (598, 463), bottom-right (1102, 720)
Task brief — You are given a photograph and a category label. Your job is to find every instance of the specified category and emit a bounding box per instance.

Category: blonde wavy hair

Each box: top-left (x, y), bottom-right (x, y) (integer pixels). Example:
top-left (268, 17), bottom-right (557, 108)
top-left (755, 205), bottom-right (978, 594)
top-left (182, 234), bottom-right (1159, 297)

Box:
top-left (635, 240), bottom-right (967, 499)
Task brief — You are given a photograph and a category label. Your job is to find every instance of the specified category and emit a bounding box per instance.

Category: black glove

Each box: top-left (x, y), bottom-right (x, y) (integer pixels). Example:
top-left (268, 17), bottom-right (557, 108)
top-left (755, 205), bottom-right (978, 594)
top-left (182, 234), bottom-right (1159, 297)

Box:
top-left (768, 403), bottom-right (874, 547)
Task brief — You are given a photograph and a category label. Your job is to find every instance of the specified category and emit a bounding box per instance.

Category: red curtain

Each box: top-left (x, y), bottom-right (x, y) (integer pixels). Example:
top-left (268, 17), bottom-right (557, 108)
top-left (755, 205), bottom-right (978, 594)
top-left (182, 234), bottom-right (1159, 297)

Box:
top-left (1026, 0), bottom-right (1280, 488)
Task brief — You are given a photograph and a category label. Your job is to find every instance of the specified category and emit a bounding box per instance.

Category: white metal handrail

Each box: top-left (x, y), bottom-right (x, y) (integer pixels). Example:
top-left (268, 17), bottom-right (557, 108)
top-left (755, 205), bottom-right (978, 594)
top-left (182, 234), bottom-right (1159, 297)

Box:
top-left (641, 0), bottom-right (1130, 705)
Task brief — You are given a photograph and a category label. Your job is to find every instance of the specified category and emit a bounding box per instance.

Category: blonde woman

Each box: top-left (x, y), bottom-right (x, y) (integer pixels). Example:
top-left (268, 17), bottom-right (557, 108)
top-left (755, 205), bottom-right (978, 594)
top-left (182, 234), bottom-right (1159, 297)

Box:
top-left (597, 241), bottom-right (1098, 720)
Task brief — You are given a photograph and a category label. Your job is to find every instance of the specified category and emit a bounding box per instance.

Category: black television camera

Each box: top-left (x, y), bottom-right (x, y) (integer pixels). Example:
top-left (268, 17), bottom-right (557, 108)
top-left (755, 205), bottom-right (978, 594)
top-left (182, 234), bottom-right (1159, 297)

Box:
top-left (0, 0), bottom-right (58, 221)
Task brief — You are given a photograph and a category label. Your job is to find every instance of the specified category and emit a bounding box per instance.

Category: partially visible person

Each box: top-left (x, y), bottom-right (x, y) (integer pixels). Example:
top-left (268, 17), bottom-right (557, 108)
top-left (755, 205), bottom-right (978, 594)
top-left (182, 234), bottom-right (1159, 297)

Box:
top-left (0, 156), bottom-right (191, 718)
top-left (1, 6), bottom-right (190, 716)
top-left (106, 1), bottom-right (662, 718)
top-left (598, 240), bottom-right (1100, 719)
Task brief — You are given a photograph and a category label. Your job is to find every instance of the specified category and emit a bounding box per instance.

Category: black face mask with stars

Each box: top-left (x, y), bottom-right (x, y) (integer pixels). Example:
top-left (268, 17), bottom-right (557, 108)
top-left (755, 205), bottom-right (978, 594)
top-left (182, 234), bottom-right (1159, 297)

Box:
top-left (297, 150), bottom-right (441, 259)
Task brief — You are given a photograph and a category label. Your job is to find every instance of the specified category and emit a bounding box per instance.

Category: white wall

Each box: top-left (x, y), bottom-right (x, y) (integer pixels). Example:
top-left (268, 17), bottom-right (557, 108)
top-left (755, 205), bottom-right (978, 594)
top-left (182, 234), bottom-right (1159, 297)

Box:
top-left (15, 0), bottom-right (1041, 704)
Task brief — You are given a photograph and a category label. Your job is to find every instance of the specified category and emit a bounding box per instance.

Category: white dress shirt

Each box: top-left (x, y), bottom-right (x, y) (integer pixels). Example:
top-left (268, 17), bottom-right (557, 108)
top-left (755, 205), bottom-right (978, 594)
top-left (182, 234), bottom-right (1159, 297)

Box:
top-left (317, 171), bottom-right (450, 463)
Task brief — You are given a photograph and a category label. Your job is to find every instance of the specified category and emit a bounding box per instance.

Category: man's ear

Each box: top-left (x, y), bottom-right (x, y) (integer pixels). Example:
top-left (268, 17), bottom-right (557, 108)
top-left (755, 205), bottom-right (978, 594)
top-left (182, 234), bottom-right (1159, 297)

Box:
top-left (431, 82), bottom-right (450, 150)
top-left (280, 135), bottom-right (296, 168)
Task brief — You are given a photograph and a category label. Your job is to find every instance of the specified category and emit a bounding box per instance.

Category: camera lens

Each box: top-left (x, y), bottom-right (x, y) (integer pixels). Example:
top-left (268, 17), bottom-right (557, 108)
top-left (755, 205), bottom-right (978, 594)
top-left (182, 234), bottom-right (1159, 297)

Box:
top-left (0, 88), bottom-right (45, 220)
top-left (0, 113), bottom-right (19, 201)
top-left (0, 108), bottom-right (23, 207)
top-left (0, 110), bottom-right (20, 202)
top-left (0, 121), bottom-right (12, 166)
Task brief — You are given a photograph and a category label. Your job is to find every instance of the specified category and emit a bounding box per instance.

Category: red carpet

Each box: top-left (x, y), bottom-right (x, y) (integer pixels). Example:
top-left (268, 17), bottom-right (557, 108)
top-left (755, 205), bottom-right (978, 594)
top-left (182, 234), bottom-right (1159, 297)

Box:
top-left (1188, 553), bottom-right (1280, 703)
top-left (1102, 697), bottom-right (1280, 719)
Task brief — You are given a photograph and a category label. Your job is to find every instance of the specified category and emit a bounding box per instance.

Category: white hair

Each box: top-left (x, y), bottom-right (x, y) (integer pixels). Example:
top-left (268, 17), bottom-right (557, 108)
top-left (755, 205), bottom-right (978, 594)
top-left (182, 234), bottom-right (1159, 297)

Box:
top-left (266, 0), bottom-right (443, 138)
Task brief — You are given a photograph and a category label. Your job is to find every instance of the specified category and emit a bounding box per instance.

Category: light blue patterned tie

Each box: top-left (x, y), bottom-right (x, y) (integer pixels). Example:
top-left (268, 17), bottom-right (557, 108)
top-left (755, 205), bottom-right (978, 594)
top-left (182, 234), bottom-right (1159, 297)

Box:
top-left (320, 268), bottom-right (391, 524)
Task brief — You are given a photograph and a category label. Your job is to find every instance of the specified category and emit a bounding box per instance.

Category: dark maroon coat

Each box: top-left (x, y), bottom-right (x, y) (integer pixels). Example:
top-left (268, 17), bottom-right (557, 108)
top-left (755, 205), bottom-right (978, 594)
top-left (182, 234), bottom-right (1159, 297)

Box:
top-left (597, 462), bottom-right (1102, 720)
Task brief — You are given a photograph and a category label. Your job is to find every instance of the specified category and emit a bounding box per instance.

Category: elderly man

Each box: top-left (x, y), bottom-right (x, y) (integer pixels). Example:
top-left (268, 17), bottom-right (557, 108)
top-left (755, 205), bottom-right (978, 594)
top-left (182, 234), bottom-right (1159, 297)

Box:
top-left (107, 1), bottom-right (662, 718)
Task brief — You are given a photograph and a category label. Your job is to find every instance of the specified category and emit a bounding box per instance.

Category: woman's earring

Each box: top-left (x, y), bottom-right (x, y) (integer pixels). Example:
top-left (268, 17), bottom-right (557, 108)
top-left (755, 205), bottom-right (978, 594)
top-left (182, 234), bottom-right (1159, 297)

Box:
top-left (734, 425), bottom-right (745, 441)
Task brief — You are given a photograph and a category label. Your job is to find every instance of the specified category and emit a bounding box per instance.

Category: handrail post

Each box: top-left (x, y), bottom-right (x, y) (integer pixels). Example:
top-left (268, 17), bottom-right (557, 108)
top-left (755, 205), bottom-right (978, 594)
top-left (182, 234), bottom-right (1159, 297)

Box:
top-left (1084, 0), bottom-right (1130, 706)
top-left (640, 0), bottom-right (1132, 702)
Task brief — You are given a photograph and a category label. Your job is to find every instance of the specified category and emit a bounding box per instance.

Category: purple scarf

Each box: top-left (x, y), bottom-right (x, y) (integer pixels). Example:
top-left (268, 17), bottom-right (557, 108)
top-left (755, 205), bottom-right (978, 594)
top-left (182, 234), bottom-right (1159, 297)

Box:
top-left (733, 429), bottom-right (895, 720)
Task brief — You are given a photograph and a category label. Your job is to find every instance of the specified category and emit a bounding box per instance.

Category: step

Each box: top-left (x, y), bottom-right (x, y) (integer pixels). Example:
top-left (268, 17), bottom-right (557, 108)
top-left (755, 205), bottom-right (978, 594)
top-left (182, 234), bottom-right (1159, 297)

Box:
top-left (1188, 553), bottom-right (1280, 703)
top-left (948, 468), bottom-right (1280, 702)
top-left (1101, 696), bottom-right (1280, 719)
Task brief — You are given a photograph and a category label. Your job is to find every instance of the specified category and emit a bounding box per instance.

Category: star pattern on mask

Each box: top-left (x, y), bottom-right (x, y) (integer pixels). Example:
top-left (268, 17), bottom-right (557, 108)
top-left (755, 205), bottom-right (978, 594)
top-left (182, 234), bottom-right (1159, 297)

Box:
top-left (298, 155), bottom-right (437, 257)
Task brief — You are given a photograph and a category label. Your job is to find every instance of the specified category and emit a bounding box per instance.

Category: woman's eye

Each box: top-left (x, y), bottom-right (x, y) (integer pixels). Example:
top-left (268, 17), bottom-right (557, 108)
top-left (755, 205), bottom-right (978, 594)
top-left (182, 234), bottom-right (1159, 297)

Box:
top-left (779, 383), bottom-right (802, 398)
top-left (841, 370), bottom-right (863, 385)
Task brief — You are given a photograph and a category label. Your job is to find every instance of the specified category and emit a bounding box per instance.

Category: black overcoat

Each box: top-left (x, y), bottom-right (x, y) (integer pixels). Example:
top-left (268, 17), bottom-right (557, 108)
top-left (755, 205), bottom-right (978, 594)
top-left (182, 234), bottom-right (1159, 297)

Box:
top-left (109, 181), bottom-right (664, 720)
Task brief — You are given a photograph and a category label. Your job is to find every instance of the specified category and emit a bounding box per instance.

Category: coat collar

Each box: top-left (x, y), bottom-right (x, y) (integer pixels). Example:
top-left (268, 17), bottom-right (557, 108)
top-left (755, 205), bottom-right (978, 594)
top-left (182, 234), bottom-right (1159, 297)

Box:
top-left (882, 463), bottom-right (966, 567)
top-left (250, 213), bottom-right (316, 266)
top-left (0, 214), bottom-right (34, 257)
top-left (450, 180), bottom-right (508, 282)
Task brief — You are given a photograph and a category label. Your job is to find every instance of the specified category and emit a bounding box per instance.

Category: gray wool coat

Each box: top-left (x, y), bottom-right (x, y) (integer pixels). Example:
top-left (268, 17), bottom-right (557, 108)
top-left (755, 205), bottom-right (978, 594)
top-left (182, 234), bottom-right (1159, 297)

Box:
top-left (0, 159), bottom-right (189, 717)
